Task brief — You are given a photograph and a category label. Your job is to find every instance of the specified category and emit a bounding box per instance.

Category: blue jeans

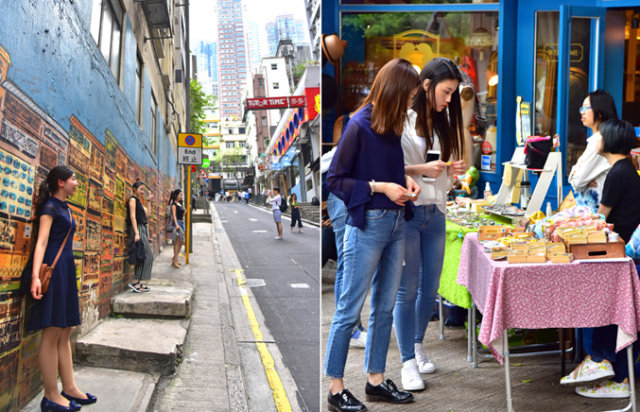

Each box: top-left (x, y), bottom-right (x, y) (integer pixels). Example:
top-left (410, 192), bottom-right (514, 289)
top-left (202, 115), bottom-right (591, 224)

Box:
top-left (327, 193), bottom-right (363, 332)
top-left (324, 209), bottom-right (406, 378)
top-left (394, 205), bottom-right (446, 363)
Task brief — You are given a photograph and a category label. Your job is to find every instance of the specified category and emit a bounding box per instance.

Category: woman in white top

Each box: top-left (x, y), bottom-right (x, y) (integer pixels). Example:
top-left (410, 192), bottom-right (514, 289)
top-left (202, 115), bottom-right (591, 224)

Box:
top-left (394, 58), bottom-right (472, 391)
top-left (569, 90), bottom-right (618, 213)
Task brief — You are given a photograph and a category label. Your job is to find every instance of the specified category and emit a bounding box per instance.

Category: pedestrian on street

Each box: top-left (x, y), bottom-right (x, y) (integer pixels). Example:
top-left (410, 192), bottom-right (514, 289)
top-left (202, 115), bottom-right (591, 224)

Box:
top-left (324, 58), bottom-right (421, 411)
top-left (28, 165), bottom-right (98, 411)
top-left (244, 191), bottom-right (250, 205)
top-left (191, 193), bottom-right (196, 211)
top-left (170, 189), bottom-right (186, 268)
top-left (226, 190), bottom-right (230, 202)
top-left (127, 181), bottom-right (153, 293)
top-left (289, 193), bottom-right (303, 233)
top-left (267, 187), bottom-right (284, 240)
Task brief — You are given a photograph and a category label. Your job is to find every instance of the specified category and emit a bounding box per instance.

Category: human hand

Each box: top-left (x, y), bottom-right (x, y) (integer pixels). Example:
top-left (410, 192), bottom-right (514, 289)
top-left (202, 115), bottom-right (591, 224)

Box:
top-left (135, 233), bottom-right (140, 242)
top-left (422, 160), bottom-right (447, 179)
top-left (450, 160), bottom-right (467, 176)
top-left (147, 193), bottom-right (154, 201)
top-left (588, 179), bottom-right (598, 188)
top-left (405, 176), bottom-right (421, 197)
top-left (382, 183), bottom-right (413, 206)
top-left (31, 277), bottom-right (42, 300)
top-left (322, 219), bottom-right (332, 228)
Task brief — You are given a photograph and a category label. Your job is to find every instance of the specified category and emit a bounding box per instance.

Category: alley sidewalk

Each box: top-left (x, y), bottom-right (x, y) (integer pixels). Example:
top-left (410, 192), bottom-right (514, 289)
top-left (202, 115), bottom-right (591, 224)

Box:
top-left (22, 213), bottom-right (305, 411)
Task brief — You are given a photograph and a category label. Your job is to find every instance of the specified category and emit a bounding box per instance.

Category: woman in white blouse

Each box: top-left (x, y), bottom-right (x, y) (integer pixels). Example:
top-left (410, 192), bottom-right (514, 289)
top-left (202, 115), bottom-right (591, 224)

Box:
top-left (569, 90), bottom-right (618, 213)
top-left (394, 58), bottom-right (472, 391)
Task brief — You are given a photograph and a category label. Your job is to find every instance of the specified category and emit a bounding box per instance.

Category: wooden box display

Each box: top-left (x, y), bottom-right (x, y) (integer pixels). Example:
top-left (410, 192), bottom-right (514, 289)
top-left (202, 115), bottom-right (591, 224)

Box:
top-left (478, 226), bottom-right (510, 240)
top-left (564, 239), bottom-right (626, 260)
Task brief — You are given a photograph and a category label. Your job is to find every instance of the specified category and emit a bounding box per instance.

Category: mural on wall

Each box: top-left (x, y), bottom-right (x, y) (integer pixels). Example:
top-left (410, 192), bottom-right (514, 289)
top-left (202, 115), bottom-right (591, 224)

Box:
top-left (0, 42), bottom-right (177, 411)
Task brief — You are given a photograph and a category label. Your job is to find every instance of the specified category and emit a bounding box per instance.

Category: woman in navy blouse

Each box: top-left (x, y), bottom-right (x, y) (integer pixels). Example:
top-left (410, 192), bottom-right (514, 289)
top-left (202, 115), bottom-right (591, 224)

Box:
top-left (324, 58), bottom-right (422, 412)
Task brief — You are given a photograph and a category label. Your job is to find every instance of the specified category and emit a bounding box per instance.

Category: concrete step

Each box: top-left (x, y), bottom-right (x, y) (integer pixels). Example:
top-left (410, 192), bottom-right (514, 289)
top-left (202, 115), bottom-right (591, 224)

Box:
top-left (191, 214), bottom-right (211, 223)
top-left (111, 279), bottom-right (193, 318)
top-left (20, 366), bottom-right (159, 412)
top-left (76, 318), bottom-right (189, 375)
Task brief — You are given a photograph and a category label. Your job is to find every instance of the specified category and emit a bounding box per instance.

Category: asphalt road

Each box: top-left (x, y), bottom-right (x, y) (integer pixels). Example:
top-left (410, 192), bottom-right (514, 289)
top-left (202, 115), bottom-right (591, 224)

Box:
top-left (214, 201), bottom-right (320, 412)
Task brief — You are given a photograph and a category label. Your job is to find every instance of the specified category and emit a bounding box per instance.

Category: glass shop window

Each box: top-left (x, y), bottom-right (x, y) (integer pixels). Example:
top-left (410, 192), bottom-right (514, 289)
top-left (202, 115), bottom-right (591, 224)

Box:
top-left (341, 11), bottom-right (499, 172)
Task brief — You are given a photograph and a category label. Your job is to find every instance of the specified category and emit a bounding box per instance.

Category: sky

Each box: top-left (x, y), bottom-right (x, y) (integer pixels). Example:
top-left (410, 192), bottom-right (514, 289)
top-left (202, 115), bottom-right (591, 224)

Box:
top-left (189, 0), bottom-right (309, 55)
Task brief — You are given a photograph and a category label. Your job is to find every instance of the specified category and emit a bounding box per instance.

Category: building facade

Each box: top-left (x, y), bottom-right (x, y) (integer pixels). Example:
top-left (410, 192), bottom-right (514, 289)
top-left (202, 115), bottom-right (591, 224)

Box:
top-left (0, 0), bottom-right (186, 409)
top-left (267, 14), bottom-right (305, 57)
top-left (216, 0), bottom-right (248, 119)
top-left (259, 57), bottom-right (292, 132)
top-left (246, 21), bottom-right (263, 74)
top-left (305, 0), bottom-right (321, 61)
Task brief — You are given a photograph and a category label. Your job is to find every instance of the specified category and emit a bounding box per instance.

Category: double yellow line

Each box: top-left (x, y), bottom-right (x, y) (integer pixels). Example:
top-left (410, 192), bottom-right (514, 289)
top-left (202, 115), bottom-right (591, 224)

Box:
top-left (231, 269), bottom-right (292, 412)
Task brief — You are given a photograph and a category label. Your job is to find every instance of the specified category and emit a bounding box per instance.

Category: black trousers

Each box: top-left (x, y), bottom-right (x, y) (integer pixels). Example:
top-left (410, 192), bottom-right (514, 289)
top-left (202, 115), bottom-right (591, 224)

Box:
top-left (290, 208), bottom-right (303, 228)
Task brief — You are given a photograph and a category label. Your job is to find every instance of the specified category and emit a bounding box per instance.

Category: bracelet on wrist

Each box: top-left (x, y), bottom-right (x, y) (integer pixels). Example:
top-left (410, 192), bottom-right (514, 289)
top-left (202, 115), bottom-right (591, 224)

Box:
top-left (370, 180), bottom-right (376, 196)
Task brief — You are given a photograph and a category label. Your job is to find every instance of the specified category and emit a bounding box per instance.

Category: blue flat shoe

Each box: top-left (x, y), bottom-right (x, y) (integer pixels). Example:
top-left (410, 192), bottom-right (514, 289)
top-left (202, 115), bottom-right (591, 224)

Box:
top-left (61, 391), bottom-right (97, 405)
top-left (40, 397), bottom-right (81, 411)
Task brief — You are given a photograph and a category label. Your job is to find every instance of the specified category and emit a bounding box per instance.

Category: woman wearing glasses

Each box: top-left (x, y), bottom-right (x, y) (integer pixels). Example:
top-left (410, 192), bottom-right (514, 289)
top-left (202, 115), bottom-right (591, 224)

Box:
top-left (569, 90), bottom-right (618, 212)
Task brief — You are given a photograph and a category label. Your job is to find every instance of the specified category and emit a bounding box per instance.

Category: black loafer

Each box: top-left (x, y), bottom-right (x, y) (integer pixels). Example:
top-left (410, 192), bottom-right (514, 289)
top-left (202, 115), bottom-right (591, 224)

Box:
top-left (365, 379), bottom-right (414, 404)
top-left (61, 392), bottom-right (97, 405)
top-left (327, 389), bottom-right (367, 412)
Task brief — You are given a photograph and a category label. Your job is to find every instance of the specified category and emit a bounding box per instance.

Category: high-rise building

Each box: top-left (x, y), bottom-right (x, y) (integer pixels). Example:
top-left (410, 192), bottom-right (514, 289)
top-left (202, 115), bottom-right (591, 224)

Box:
top-left (216, 0), bottom-right (249, 119)
top-left (266, 14), bottom-right (303, 57)
top-left (195, 41), bottom-right (218, 98)
top-left (195, 41), bottom-right (217, 80)
top-left (246, 21), bottom-right (263, 74)
top-left (295, 19), bottom-right (307, 44)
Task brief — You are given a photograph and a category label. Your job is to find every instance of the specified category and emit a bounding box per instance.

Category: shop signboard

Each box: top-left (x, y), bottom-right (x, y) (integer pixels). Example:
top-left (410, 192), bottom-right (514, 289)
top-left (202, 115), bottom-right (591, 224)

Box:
top-left (543, 43), bottom-right (584, 63)
top-left (289, 96), bottom-right (306, 108)
top-left (304, 87), bottom-right (320, 120)
top-left (246, 97), bottom-right (289, 110)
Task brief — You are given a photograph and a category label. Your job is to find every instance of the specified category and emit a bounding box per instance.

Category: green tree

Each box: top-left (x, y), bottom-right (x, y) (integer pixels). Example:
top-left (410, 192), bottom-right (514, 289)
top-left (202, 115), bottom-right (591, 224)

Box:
top-left (190, 78), bottom-right (215, 135)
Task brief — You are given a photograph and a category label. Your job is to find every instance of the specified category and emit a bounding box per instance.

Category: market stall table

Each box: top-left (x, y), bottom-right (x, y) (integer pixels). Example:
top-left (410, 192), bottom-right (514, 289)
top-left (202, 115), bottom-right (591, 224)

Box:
top-left (458, 233), bottom-right (640, 412)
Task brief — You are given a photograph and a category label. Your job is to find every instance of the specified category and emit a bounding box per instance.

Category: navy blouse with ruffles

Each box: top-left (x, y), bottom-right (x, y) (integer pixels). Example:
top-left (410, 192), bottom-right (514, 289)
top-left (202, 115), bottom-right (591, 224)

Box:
top-left (326, 103), bottom-right (413, 230)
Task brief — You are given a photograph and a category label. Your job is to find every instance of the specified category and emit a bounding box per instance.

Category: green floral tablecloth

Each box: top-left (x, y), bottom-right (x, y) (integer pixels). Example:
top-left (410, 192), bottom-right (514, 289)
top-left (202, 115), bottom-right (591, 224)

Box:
top-left (438, 213), bottom-right (512, 309)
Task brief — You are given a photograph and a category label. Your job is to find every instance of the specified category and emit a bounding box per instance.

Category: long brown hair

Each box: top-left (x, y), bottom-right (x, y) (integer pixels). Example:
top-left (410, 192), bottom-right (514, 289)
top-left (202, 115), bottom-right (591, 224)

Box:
top-left (357, 58), bottom-right (421, 137)
top-left (413, 58), bottom-right (465, 161)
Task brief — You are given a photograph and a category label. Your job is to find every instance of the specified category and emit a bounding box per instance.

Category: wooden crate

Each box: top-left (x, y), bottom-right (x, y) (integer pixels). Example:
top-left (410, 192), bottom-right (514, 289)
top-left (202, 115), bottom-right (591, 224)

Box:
top-left (564, 239), bottom-right (626, 260)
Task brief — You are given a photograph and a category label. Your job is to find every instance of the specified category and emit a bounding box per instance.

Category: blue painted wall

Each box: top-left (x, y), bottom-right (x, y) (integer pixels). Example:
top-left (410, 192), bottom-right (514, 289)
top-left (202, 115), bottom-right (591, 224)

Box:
top-left (0, 0), bottom-right (175, 173)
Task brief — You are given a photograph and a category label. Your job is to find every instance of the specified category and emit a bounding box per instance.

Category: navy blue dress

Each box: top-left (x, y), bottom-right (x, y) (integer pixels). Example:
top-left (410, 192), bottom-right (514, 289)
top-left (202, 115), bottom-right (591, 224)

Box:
top-left (27, 197), bottom-right (80, 331)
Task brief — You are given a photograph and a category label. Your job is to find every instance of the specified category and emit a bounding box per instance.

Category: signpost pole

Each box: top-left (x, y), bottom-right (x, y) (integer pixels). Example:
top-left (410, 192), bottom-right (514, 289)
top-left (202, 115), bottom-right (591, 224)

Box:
top-left (186, 168), bottom-right (191, 264)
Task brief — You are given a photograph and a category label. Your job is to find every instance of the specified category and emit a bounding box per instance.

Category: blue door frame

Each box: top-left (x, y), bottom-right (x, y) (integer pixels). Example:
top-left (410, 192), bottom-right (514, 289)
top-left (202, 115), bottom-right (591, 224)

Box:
top-left (322, 0), bottom-right (633, 210)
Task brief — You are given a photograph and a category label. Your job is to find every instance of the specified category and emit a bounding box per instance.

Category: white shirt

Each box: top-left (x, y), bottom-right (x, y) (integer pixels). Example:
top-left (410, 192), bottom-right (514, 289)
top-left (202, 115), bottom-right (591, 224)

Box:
top-left (268, 194), bottom-right (282, 211)
top-left (402, 109), bottom-right (453, 213)
top-left (568, 132), bottom-right (610, 194)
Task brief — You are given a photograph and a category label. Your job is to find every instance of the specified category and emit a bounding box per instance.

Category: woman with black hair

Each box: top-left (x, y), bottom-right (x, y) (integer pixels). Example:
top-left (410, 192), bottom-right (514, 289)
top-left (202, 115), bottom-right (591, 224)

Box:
top-left (393, 57), bottom-right (472, 391)
top-left (28, 165), bottom-right (97, 411)
top-left (289, 193), bottom-right (303, 233)
top-left (561, 119), bottom-right (640, 399)
top-left (569, 89), bottom-right (619, 212)
top-left (170, 189), bottom-right (185, 268)
top-left (128, 181), bottom-right (153, 292)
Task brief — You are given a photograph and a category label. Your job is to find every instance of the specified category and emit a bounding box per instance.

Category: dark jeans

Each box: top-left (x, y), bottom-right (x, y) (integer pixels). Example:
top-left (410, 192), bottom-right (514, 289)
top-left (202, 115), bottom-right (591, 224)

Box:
top-left (322, 224), bottom-right (337, 267)
top-left (290, 208), bottom-right (303, 228)
top-left (588, 264), bottom-right (640, 382)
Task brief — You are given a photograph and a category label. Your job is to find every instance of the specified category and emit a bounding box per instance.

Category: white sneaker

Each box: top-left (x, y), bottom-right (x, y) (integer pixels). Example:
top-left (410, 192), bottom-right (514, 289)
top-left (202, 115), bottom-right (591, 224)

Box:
top-left (401, 358), bottom-right (425, 391)
top-left (576, 379), bottom-right (630, 398)
top-left (415, 343), bottom-right (436, 374)
top-left (349, 329), bottom-right (366, 349)
top-left (560, 356), bottom-right (615, 386)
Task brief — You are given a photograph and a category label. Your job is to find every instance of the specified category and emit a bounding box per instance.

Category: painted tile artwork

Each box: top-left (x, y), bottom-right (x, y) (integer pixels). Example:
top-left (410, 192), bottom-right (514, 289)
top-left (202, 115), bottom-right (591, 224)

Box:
top-left (0, 42), bottom-right (176, 410)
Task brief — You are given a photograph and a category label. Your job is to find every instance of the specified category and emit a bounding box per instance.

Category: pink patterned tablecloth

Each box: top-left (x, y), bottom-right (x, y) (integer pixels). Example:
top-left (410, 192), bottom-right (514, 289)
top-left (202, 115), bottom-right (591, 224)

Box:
top-left (457, 233), bottom-right (640, 365)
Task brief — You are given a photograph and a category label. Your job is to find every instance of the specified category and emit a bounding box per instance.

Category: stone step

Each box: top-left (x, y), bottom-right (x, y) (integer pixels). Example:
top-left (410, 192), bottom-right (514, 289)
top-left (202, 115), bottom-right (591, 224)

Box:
top-left (76, 318), bottom-right (189, 375)
top-left (20, 366), bottom-right (159, 412)
top-left (111, 279), bottom-right (193, 318)
top-left (191, 214), bottom-right (211, 223)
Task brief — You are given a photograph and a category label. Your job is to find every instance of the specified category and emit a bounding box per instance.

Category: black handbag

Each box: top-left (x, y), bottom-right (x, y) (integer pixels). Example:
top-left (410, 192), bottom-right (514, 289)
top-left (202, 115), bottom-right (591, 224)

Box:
top-left (524, 136), bottom-right (552, 170)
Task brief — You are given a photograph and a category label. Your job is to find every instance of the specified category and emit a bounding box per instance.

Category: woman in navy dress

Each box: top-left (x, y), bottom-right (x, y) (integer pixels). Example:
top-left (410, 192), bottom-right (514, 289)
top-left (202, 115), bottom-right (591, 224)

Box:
top-left (28, 165), bottom-right (97, 411)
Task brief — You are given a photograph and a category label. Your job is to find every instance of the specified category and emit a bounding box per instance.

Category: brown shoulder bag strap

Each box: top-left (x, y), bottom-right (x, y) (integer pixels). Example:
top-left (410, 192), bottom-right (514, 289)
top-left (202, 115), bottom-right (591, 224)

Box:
top-left (51, 209), bottom-right (73, 270)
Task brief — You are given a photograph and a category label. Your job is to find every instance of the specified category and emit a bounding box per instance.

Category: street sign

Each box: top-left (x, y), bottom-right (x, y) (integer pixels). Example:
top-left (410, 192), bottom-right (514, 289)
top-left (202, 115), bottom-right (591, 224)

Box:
top-left (198, 170), bottom-right (207, 179)
top-left (178, 133), bottom-right (203, 165)
top-left (202, 158), bottom-right (210, 168)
